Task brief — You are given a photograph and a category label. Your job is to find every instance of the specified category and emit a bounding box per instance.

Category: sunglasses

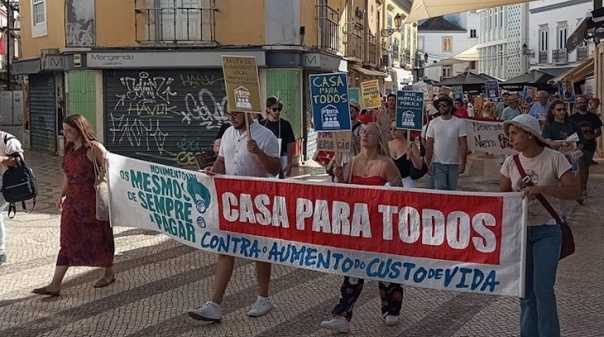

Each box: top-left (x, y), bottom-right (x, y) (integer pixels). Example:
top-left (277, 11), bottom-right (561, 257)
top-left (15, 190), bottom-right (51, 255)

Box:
top-left (554, 108), bottom-right (567, 112)
top-left (438, 104), bottom-right (450, 108)
top-left (270, 107), bottom-right (281, 112)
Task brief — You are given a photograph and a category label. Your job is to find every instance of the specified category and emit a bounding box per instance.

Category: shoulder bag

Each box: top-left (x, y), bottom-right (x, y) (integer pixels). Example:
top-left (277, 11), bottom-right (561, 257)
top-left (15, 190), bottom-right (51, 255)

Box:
top-left (512, 155), bottom-right (575, 260)
top-left (90, 145), bottom-right (110, 222)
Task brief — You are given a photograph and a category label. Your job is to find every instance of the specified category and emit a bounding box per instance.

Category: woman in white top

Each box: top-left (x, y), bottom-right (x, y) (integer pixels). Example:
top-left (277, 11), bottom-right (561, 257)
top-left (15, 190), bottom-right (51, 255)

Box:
top-left (499, 114), bottom-right (580, 337)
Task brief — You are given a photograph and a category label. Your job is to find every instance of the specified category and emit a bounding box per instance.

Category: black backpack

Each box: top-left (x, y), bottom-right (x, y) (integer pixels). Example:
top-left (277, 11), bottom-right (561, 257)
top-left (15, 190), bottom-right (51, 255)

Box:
top-left (1, 135), bottom-right (37, 218)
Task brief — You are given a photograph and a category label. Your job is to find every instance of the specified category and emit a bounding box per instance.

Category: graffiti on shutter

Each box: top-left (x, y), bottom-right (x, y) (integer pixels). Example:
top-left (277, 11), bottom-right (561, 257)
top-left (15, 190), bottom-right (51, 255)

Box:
top-left (29, 74), bottom-right (57, 155)
top-left (104, 69), bottom-right (228, 167)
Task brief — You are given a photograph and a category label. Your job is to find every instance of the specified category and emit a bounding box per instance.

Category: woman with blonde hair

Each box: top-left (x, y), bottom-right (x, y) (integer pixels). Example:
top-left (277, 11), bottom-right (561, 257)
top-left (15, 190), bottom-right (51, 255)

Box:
top-left (320, 122), bottom-right (402, 333)
top-left (481, 102), bottom-right (497, 119)
top-left (32, 114), bottom-right (115, 296)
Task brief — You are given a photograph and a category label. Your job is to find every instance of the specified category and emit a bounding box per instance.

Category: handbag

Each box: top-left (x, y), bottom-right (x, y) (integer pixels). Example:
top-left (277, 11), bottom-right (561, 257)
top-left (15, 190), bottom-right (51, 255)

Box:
top-left (512, 155), bottom-right (575, 260)
top-left (92, 150), bottom-right (110, 222)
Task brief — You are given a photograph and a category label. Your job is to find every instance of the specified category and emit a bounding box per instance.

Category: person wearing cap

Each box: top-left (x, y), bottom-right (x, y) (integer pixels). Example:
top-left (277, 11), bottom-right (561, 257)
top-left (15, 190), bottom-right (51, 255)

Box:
top-left (500, 114), bottom-right (580, 337)
top-left (425, 96), bottom-right (468, 190)
top-left (501, 94), bottom-right (523, 121)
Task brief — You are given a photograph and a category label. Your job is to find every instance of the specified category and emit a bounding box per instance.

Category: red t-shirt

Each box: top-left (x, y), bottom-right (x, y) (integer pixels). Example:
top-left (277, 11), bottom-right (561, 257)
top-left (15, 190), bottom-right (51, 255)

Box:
top-left (454, 108), bottom-right (469, 119)
top-left (357, 114), bottom-right (374, 125)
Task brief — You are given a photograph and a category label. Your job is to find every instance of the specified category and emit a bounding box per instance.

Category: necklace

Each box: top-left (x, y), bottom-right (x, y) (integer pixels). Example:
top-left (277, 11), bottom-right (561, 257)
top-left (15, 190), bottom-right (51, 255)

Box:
top-left (359, 155), bottom-right (377, 175)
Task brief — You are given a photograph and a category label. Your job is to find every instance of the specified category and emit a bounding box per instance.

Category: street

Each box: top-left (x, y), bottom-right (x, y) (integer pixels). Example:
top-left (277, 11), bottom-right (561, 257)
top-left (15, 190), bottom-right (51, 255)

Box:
top-left (0, 151), bottom-right (603, 337)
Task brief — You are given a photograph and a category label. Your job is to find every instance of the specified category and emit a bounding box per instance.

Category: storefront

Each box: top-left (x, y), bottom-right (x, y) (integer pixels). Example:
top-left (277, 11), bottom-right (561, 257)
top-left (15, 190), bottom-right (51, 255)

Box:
top-left (28, 73), bottom-right (58, 155)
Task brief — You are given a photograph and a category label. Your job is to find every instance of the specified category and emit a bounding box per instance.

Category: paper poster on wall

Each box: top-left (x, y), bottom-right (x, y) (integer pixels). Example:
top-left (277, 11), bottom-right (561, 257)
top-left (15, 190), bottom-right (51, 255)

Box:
top-left (222, 56), bottom-right (262, 115)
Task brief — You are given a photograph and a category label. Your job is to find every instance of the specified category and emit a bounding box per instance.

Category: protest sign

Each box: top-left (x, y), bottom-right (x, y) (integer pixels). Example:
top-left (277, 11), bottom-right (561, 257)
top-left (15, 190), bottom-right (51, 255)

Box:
top-left (412, 81), bottom-right (432, 100)
top-left (485, 81), bottom-right (500, 101)
top-left (348, 88), bottom-right (361, 105)
top-left (313, 132), bottom-right (336, 167)
top-left (360, 80), bottom-right (382, 109)
top-left (396, 91), bottom-right (424, 131)
top-left (441, 86), bottom-right (452, 97)
top-left (462, 118), bottom-right (516, 156)
top-left (452, 85), bottom-right (464, 100)
top-left (222, 56), bottom-right (262, 114)
top-left (309, 73), bottom-right (351, 132)
top-left (108, 153), bottom-right (527, 297)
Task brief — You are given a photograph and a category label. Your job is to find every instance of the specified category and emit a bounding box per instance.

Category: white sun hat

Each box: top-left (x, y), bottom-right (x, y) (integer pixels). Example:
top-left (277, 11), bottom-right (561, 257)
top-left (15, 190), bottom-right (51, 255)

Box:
top-left (503, 114), bottom-right (549, 147)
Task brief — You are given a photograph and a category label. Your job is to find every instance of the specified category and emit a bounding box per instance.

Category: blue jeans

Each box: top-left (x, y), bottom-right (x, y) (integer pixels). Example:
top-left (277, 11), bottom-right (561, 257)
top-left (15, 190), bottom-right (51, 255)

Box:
top-left (521, 225), bottom-right (562, 337)
top-left (431, 162), bottom-right (459, 190)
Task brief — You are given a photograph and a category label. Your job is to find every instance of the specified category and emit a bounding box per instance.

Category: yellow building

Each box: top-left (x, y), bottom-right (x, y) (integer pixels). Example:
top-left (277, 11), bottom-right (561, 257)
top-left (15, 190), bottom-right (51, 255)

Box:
top-left (13, 0), bottom-right (387, 165)
top-left (381, 0), bottom-right (417, 93)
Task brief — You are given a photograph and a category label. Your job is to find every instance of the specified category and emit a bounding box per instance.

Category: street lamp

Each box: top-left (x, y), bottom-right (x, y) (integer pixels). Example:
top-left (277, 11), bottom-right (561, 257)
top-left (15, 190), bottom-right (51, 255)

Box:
top-left (381, 13), bottom-right (404, 37)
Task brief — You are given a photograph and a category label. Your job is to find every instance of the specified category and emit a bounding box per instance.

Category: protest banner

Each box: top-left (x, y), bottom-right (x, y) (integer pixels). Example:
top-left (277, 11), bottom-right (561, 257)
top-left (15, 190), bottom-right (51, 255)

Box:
top-left (348, 87), bottom-right (361, 105)
top-left (485, 81), bottom-right (500, 101)
top-left (222, 56), bottom-right (262, 115)
top-left (108, 153), bottom-right (527, 297)
top-left (396, 91), bottom-right (424, 131)
top-left (452, 85), bottom-right (464, 101)
top-left (360, 80), bottom-right (382, 109)
top-left (462, 118), bottom-right (516, 156)
top-left (309, 73), bottom-right (351, 132)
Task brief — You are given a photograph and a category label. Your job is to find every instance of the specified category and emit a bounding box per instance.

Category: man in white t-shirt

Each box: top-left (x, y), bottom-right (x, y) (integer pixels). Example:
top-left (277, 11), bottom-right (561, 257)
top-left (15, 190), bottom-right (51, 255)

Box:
top-left (425, 97), bottom-right (468, 190)
top-left (0, 131), bottom-right (24, 265)
top-left (188, 111), bottom-right (280, 322)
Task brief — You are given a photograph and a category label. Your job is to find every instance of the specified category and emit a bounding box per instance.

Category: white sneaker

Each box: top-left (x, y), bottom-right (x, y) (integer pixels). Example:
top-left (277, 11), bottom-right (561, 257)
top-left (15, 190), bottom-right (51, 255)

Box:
top-left (188, 301), bottom-right (223, 321)
top-left (320, 315), bottom-right (350, 333)
top-left (247, 296), bottom-right (273, 317)
top-left (384, 315), bottom-right (399, 326)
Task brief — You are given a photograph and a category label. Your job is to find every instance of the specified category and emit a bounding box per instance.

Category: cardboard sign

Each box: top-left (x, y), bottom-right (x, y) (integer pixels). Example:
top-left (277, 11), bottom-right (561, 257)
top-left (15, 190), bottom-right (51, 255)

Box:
top-left (360, 80), bottom-right (382, 109)
top-left (396, 91), bottom-right (424, 131)
top-left (222, 56), bottom-right (262, 114)
top-left (348, 87), bottom-right (361, 105)
top-left (309, 73), bottom-right (351, 132)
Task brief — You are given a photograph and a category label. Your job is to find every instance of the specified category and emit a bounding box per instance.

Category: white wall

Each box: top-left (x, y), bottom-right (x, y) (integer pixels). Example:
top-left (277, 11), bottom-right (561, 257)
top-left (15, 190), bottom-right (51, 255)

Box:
top-left (528, 0), bottom-right (593, 66)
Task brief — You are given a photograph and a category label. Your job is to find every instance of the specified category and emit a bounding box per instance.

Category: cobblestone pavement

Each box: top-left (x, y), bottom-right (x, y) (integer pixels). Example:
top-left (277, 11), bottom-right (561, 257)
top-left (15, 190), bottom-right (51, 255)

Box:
top-left (1, 151), bottom-right (603, 337)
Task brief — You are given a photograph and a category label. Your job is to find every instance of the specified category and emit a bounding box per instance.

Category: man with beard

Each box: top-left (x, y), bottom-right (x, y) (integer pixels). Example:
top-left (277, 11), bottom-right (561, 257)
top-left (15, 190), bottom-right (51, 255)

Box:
top-left (188, 110), bottom-right (280, 322)
top-left (425, 96), bottom-right (468, 190)
top-left (261, 96), bottom-right (296, 178)
top-left (377, 93), bottom-right (397, 141)
top-left (571, 96), bottom-right (603, 204)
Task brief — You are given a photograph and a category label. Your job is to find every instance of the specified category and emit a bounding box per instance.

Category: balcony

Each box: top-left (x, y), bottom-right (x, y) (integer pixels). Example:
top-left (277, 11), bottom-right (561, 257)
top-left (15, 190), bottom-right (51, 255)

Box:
top-left (367, 33), bottom-right (378, 65)
top-left (316, 3), bottom-right (340, 54)
top-left (135, 0), bottom-right (216, 44)
top-left (552, 49), bottom-right (568, 64)
top-left (344, 22), bottom-right (363, 60)
top-left (538, 50), bottom-right (548, 64)
top-left (577, 46), bottom-right (589, 62)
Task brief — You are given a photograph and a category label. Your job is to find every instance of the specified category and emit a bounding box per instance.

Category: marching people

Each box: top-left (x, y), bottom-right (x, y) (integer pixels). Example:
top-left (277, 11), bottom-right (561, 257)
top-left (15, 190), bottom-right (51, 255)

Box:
top-left (500, 114), bottom-right (581, 337)
top-left (453, 98), bottom-right (469, 119)
top-left (501, 94), bottom-right (523, 121)
top-left (0, 131), bottom-right (24, 265)
top-left (425, 96), bottom-right (468, 190)
top-left (349, 102), bottom-right (365, 157)
top-left (261, 96), bottom-right (296, 178)
top-left (481, 102), bottom-right (497, 119)
top-left (570, 96), bottom-right (603, 204)
top-left (33, 115), bottom-right (115, 296)
top-left (389, 120), bottom-right (426, 188)
top-left (321, 122), bottom-right (402, 333)
top-left (188, 110), bottom-right (280, 322)
top-left (496, 92), bottom-right (510, 119)
top-left (376, 93), bottom-right (397, 141)
top-left (529, 91), bottom-right (550, 122)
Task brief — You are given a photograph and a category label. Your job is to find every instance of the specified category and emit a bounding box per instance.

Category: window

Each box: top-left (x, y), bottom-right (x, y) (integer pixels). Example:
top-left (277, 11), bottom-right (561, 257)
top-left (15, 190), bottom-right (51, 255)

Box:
top-left (539, 28), bottom-right (549, 51)
top-left (442, 66), bottom-right (452, 78)
top-left (442, 36), bottom-right (452, 52)
top-left (31, 0), bottom-right (47, 37)
top-left (494, 8), bottom-right (498, 28)
top-left (499, 45), bottom-right (504, 67)
top-left (470, 29), bottom-right (477, 38)
top-left (557, 24), bottom-right (567, 50)
top-left (499, 7), bottom-right (504, 27)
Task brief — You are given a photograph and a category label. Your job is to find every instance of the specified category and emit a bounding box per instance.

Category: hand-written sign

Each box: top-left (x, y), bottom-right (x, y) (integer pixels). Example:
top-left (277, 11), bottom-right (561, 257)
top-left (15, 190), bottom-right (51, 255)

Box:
top-left (462, 118), bottom-right (516, 156)
top-left (348, 87), bottom-right (361, 105)
top-left (108, 153), bottom-right (526, 297)
top-left (309, 73), bottom-right (351, 132)
top-left (360, 80), bottom-right (382, 109)
top-left (222, 56), bottom-right (262, 114)
top-left (313, 131), bottom-right (352, 166)
top-left (396, 91), bottom-right (424, 131)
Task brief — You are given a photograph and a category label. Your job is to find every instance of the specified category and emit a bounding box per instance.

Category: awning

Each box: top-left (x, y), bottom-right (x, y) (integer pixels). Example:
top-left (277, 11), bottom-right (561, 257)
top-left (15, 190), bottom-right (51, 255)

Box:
top-left (350, 66), bottom-right (389, 78)
top-left (549, 57), bottom-right (594, 84)
top-left (407, 0), bottom-right (538, 22)
top-left (425, 45), bottom-right (478, 68)
top-left (566, 17), bottom-right (594, 53)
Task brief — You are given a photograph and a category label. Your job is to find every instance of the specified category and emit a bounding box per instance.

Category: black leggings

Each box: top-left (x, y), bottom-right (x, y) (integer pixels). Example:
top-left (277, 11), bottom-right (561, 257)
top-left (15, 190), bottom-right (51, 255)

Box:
top-left (332, 277), bottom-right (404, 320)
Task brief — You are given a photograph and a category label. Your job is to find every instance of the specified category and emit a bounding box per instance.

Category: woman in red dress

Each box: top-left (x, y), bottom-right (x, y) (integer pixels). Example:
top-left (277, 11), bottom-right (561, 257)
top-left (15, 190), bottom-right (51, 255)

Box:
top-left (32, 114), bottom-right (115, 296)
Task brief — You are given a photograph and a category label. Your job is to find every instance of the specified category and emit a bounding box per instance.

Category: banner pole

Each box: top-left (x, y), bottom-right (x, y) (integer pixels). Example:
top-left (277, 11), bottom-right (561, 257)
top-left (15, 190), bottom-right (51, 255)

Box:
top-left (245, 113), bottom-right (252, 141)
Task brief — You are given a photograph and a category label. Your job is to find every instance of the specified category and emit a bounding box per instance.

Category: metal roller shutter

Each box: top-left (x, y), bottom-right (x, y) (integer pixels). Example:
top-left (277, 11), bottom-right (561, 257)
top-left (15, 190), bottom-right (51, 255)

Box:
top-left (103, 69), bottom-right (228, 167)
top-left (29, 74), bottom-right (57, 155)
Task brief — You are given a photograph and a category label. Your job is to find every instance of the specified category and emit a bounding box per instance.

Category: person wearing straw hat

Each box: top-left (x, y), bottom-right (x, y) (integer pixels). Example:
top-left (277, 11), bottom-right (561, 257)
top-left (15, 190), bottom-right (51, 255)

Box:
top-left (500, 114), bottom-right (580, 337)
top-left (501, 94), bottom-right (523, 121)
top-left (188, 110), bottom-right (280, 322)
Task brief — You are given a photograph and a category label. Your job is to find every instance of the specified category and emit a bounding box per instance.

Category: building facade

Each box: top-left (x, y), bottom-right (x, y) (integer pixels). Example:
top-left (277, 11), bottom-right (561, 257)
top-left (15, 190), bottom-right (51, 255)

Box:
top-left (381, 0), bottom-right (416, 92)
top-left (13, 0), bottom-right (388, 166)
top-left (477, 4), bottom-right (529, 80)
top-left (418, 12), bottom-right (479, 82)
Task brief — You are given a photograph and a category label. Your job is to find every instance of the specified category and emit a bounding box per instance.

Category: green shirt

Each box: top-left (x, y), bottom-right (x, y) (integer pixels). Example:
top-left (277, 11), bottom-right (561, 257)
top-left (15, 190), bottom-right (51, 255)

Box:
top-left (501, 107), bottom-right (522, 121)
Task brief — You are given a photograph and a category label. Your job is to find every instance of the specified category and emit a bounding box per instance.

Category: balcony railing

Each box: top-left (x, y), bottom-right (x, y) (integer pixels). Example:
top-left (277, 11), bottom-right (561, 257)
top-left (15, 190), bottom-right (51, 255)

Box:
top-left (552, 49), bottom-right (568, 64)
top-left (577, 46), bottom-right (589, 62)
top-left (538, 50), bottom-right (548, 64)
top-left (316, 3), bottom-right (340, 53)
top-left (345, 23), bottom-right (363, 60)
top-left (367, 33), bottom-right (377, 65)
top-left (135, 0), bottom-right (216, 44)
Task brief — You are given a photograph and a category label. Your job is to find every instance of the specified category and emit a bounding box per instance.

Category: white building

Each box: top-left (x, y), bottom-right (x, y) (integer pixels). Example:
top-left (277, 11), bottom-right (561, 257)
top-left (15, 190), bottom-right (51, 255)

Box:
top-left (528, 0), bottom-right (593, 69)
top-left (477, 4), bottom-right (529, 80)
top-left (417, 12), bottom-right (480, 82)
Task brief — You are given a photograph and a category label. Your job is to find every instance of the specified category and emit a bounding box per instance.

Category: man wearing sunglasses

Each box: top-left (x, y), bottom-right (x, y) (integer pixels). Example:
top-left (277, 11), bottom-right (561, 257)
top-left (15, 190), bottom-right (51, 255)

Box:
top-left (425, 96), bottom-right (468, 190)
top-left (188, 110), bottom-right (280, 322)
top-left (261, 96), bottom-right (296, 178)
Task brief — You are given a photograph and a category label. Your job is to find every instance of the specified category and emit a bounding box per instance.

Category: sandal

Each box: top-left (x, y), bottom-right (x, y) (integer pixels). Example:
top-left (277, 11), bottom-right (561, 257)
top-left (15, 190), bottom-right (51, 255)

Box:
top-left (31, 287), bottom-right (60, 297)
top-left (93, 276), bottom-right (116, 288)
